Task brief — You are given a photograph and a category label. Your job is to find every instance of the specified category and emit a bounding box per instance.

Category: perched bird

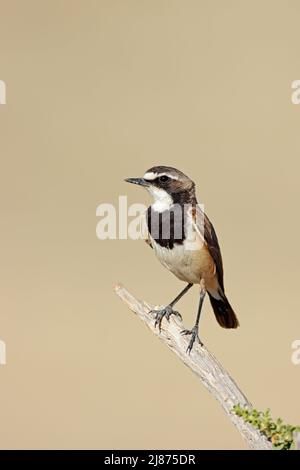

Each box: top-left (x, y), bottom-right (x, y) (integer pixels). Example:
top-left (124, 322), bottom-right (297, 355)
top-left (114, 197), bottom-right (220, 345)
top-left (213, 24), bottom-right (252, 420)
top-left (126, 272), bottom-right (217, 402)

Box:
top-left (125, 166), bottom-right (239, 353)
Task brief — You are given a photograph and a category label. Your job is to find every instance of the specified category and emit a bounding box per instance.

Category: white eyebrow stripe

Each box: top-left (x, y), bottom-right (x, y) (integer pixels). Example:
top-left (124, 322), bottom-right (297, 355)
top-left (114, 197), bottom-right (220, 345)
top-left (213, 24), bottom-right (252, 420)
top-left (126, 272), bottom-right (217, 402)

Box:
top-left (143, 172), bottom-right (178, 181)
top-left (143, 172), bottom-right (157, 180)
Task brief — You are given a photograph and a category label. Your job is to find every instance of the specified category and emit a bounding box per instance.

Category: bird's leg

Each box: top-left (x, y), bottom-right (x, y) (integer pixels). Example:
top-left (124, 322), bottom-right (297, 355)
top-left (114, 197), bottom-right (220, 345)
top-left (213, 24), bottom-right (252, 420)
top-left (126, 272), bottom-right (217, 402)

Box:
top-left (151, 283), bottom-right (193, 332)
top-left (181, 281), bottom-right (206, 353)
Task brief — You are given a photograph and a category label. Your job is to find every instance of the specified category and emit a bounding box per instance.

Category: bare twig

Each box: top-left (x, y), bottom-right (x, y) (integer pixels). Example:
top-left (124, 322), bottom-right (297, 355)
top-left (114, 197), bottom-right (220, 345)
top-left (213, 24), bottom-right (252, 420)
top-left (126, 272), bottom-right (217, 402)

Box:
top-left (114, 283), bottom-right (272, 450)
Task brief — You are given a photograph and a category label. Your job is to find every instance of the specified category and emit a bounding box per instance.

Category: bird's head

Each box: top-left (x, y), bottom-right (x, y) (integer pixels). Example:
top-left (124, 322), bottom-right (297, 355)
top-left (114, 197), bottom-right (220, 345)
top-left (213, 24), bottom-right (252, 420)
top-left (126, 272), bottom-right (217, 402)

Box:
top-left (125, 166), bottom-right (196, 211)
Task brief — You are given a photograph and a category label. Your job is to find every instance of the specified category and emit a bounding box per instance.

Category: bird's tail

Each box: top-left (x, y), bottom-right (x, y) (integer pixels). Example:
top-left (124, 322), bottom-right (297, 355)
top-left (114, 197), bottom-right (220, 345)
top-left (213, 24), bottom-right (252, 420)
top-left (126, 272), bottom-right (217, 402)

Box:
top-left (208, 290), bottom-right (239, 329)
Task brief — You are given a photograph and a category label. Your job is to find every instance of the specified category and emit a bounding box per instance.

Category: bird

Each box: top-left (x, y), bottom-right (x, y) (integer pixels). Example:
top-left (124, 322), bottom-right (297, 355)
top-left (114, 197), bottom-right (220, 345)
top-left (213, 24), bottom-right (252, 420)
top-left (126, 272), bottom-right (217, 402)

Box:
top-left (125, 166), bottom-right (239, 353)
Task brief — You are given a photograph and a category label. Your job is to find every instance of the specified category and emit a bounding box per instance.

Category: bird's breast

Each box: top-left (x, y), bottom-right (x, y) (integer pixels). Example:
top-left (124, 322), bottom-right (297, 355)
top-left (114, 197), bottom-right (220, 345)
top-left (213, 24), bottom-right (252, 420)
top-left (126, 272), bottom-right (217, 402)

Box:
top-left (147, 206), bottom-right (216, 285)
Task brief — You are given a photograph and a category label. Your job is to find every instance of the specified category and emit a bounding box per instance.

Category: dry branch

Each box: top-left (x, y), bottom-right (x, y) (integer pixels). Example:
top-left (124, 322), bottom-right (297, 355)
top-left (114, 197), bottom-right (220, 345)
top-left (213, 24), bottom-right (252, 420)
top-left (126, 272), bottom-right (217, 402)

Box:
top-left (114, 283), bottom-right (272, 450)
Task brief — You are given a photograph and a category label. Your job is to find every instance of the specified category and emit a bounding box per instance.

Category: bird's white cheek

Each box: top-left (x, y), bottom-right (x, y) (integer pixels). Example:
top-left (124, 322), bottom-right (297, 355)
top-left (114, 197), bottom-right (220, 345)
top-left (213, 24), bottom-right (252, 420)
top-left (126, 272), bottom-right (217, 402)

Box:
top-left (147, 186), bottom-right (173, 212)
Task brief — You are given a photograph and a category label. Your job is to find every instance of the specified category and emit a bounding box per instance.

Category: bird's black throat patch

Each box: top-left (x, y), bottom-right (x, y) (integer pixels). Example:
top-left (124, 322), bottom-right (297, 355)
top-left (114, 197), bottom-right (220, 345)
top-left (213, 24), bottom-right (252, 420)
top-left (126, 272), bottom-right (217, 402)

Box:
top-left (147, 206), bottom-right (186, 249)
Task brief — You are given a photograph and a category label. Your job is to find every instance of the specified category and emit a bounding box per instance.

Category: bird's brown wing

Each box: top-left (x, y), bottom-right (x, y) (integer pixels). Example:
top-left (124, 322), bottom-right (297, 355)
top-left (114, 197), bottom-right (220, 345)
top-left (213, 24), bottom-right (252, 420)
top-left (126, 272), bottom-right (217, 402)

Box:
top-left (194, 205), bottom-right (224, 292)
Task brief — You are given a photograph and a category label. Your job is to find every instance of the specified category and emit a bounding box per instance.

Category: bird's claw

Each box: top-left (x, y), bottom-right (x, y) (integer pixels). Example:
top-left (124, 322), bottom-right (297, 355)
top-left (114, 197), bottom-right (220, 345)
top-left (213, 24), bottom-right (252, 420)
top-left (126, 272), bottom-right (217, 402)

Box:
top-left (181, 326), bottom-right (203, 353)
top-left (151, 305), bottom-right (182, 332)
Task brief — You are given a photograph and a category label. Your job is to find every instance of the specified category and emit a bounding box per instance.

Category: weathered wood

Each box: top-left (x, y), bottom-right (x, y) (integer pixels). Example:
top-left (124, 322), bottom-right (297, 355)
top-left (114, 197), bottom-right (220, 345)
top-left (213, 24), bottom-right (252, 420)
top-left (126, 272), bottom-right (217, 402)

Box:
top-left (114, 283), bottom-right (272, 450)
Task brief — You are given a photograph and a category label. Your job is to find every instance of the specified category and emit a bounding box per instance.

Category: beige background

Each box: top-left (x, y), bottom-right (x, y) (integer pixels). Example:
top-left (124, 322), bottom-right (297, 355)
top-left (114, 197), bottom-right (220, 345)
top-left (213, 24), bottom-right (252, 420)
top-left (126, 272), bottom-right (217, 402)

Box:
top-left (0, 0), bottom-right (300, 450)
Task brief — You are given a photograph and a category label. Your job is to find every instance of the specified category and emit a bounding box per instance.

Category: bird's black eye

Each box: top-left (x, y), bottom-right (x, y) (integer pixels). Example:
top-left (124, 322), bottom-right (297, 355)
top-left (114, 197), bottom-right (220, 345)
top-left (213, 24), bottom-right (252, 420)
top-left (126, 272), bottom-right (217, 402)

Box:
top-left (159, 175), bottom-right (169, 183)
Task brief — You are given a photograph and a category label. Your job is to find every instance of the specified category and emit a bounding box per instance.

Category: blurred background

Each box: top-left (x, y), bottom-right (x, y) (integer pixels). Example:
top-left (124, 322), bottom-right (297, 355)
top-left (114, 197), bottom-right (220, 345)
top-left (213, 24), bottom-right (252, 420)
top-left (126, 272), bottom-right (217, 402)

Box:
top-left (0, 0), bottom-right (300, 450)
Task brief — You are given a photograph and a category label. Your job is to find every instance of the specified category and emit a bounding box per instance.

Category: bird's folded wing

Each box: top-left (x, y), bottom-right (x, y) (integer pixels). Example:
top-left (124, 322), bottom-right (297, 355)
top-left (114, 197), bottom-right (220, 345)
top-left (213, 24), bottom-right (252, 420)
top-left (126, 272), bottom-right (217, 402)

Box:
top-left (191, 205), bottom-right (225, 292)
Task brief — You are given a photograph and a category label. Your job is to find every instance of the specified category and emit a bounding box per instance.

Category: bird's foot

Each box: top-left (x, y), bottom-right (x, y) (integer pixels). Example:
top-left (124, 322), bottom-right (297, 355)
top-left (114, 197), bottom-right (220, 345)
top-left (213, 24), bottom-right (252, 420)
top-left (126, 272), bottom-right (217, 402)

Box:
top-left (150, 305), bottom-right (182, 332)
top-left (181, 326), bottom-right (203, 353)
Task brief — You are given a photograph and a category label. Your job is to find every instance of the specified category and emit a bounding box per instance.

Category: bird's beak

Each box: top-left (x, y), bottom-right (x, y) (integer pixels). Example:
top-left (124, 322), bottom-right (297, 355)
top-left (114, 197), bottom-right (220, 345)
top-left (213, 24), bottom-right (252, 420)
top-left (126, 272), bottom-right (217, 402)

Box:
top-left (124, 177), bottom-right (149, 187)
